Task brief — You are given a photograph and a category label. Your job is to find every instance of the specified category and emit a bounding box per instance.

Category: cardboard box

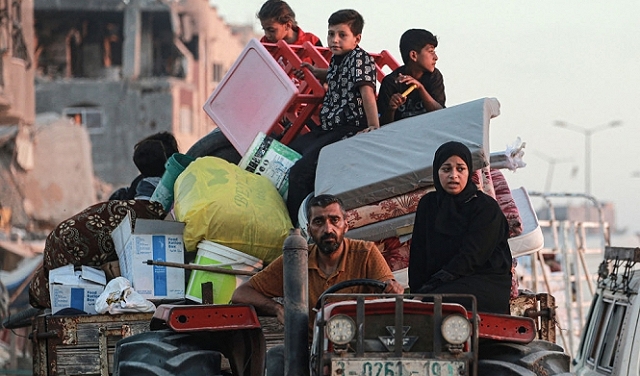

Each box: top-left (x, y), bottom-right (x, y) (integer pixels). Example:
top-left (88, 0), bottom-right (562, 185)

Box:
top-left (111, 213), bottom-right (185, 300)
top-left (49, 264), bottom-right (106, 314)
top-left (239, 132), bottom-right (301, 199)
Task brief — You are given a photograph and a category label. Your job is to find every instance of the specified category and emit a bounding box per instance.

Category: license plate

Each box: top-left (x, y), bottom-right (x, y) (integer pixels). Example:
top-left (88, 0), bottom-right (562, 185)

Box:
top-left (331, 359), bottom-right (465, 376)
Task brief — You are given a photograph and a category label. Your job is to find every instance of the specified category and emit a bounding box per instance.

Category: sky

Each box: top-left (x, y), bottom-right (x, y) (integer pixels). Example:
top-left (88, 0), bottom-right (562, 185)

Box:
top-left (210, 0), bottom-right (640, 243)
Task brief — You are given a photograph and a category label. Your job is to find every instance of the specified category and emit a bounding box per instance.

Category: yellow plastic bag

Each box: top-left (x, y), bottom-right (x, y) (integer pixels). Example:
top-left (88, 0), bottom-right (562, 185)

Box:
top-left (173, 157), bottom-right (292, 263)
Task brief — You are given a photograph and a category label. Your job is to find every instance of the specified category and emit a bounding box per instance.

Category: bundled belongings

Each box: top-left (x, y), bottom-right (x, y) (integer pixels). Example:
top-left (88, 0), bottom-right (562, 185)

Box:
top-left (173, 156), bottom-right (292, 264)
top-left (29, 200), bottom-right (165, 309)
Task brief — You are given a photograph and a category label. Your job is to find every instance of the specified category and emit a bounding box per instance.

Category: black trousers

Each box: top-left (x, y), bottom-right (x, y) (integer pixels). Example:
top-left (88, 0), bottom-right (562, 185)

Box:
top-left (286, 126), bottom-right (361, 225)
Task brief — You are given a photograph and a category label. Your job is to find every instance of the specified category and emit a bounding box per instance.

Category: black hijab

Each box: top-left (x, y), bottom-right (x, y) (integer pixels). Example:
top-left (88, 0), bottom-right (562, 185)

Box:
top-left (432, 141), bottom-right (479, 235)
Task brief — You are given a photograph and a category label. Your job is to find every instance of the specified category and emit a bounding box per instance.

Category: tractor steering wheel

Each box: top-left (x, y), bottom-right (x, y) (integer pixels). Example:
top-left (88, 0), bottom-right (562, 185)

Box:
top-left (314, 278), bottom-right (387, 310)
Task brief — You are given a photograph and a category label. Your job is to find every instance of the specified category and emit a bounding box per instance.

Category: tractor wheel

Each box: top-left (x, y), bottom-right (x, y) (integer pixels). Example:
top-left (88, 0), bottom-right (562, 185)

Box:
top-left (114, 330), bottom-right (223, 376)
top-left (186, 128), bottom-right (241, 164)
top-left (477, 339), bottom-right (571, 376)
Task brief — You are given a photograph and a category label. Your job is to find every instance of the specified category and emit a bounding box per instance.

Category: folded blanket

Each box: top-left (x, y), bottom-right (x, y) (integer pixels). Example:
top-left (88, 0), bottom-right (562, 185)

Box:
top-left (491, 169), bottom-right (524, 237)
top-left (375, 237), bottom-right (411, 272)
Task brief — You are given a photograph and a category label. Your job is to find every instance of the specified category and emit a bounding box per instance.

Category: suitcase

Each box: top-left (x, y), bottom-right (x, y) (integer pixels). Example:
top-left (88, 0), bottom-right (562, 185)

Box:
top-left (31, 312), bottom-right (153, 376)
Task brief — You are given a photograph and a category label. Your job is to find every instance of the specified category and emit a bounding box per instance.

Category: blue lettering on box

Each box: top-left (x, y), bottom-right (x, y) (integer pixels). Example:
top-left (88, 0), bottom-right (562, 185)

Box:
top-left (86, 290), bottom-right (100, 304)
top-left (70, 288), bottom-right (85, 311)
top-left (153, 235), bottom-right (167, 296)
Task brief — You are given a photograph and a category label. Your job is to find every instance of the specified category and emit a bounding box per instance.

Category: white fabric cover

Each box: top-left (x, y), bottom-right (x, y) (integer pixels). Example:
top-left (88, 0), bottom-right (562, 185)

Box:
top-left (315, 98), bottom-right (500, 210)
top-left (490, 137), bottom-right (527, 171)
top-left (508, 187), bottom-right (544, 257)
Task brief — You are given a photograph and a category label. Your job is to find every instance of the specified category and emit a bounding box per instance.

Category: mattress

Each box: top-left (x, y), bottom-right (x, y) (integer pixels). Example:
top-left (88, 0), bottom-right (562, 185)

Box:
top-left (477, 165), bottom-right (496, 199)
top-left (345, 213), bottom-right (416, 242)
top-left (315, 97), bottom-right (500, 210)
top-left (507, 187), bottom-right (544, 257)
top-left (346, 186), bottom-right (434, 230)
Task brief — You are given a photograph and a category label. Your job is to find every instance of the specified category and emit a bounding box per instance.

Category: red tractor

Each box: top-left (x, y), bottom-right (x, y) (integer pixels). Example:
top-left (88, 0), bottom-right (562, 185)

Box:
top-left (113, 231), bottom-right (570, 376)
top-left (112, 281), bottom-right (571, 375)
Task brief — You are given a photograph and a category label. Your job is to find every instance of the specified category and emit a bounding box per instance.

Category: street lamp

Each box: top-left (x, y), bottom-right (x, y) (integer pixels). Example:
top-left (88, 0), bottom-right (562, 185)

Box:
top-left (553, 120), bottom-right (622, 196)
top-left (532, 150), bottom-right (573, 193)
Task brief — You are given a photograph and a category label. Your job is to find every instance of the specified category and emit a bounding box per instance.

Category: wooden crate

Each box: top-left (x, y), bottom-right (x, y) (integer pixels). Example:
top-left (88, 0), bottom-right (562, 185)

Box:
top-left (31, 312), bottom-right (153, 376)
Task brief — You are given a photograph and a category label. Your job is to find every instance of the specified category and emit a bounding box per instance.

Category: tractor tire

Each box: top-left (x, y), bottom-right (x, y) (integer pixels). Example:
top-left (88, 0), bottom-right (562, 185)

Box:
top-left (477, 340), bottom-right (571, 376)
top-left (186, 128), bottom-right (241, 164)
top-left (114, 330), bottom-right (223, 376)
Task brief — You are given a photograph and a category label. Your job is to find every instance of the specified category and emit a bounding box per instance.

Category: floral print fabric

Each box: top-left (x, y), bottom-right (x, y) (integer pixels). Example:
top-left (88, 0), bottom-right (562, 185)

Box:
top-left (29, 200), bottom-right (165, 309)
top-left (346, 186), bottom-right (435, 229)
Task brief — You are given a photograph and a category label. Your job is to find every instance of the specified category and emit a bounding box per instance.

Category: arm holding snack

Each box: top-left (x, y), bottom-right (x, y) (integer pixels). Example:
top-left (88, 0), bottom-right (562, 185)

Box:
top-left (395, 73), bottom-right (443, 112)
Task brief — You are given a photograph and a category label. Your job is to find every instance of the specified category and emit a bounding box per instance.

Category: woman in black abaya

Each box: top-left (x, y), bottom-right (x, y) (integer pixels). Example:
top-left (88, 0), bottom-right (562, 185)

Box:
top-left (408, 141), bottom-right (512, 314)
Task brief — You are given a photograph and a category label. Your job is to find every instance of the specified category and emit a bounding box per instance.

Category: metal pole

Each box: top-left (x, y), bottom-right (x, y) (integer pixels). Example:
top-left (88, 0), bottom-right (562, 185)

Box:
top-left (585, 131), bottom-right (592, 196)
top-left (560, 221), bottom-right (575, 355)
top-left (545, 161), bottom-right (555, 193)
top-left (584, 132), bottom-right (592, 221)
top-left (144, 260), bottom-right (257, 276)
top-left (553, 119), bottom-right (622, 200)
top-left (283, 228), bottom-right (309, 376)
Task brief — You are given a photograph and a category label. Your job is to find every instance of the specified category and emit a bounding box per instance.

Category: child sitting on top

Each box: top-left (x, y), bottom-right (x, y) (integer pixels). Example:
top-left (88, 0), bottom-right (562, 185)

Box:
top-left (257, 0), bottom-right (322, 46)
top-left (286, 9), bottom-right (379, 224)
top-left (377, 28), bottom-right (446, 126)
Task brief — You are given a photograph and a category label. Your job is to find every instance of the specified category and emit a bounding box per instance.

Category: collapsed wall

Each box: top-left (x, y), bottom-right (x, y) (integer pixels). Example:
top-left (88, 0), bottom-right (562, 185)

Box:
top-left (0, 117), bottom-right (96, 232)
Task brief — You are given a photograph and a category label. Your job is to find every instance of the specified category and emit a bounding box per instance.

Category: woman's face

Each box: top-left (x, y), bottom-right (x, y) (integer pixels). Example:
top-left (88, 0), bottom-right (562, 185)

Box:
top-left (438, 155), bottom-right (469, 195)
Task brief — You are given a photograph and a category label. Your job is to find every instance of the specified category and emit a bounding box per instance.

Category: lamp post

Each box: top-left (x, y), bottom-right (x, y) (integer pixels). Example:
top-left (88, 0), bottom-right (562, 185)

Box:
top-left (553, 120), bottom-right (622, 196)
top-left (532, 150), bottom-right (572, 193)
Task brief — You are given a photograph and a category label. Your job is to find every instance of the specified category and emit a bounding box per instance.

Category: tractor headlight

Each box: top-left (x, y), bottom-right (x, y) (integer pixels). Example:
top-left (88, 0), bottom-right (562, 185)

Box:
top-left (441, 314), bottom-right (471, 345)
top-left (325, 314), bottom-right (356, 345)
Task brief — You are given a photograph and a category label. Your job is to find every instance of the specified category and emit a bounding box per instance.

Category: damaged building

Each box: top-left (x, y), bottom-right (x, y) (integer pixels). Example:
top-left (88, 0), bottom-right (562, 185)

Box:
top-left (33, 0), bottom-right (251, 188)
top-left (0, 0), bottom-right (35, 246)
top-left (1, 0), bottom-right (256, 368)
top-left (0, 0), bottom-right (44, 369)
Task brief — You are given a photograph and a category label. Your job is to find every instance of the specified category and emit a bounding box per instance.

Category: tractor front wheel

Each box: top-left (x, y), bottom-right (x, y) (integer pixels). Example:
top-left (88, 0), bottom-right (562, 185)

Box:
top-left (477, 339), bottom-right (572, 376)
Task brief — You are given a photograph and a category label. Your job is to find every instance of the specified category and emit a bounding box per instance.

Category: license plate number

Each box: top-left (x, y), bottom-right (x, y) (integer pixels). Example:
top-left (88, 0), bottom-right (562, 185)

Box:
top-left (331, 359), bottom-right (465, 376)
